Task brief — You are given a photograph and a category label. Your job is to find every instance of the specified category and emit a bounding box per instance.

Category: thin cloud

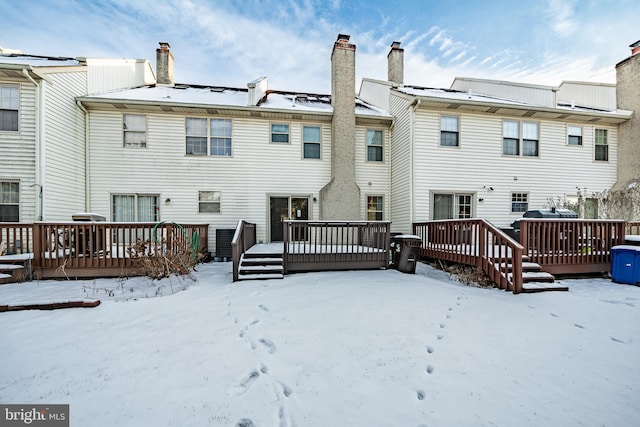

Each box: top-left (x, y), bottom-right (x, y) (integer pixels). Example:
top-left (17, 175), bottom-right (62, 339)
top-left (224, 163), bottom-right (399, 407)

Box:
top-left (546, 0), bottom-right (577, 37)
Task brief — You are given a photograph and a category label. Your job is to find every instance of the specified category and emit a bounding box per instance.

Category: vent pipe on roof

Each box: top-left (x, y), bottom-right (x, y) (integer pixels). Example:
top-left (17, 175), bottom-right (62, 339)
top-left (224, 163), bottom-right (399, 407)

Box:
top-left (388, 41), bottom-right (404, 85)
top-left (156, 42), bottom-right (174, 86)
top-left (631, 40), bottom-right (640, 56)
top-left (247, 76), bottom-right (268, 106)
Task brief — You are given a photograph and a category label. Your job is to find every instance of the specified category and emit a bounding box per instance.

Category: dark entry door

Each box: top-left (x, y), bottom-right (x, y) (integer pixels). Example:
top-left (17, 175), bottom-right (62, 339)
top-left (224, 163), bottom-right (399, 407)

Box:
top-left (270, 197), bottom-right (289, 242)
top-left (270, 196), bottom-right (310, 242)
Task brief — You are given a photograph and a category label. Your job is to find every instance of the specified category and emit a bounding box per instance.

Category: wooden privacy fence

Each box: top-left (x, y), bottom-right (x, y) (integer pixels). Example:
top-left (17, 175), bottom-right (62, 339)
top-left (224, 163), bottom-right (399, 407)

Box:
top-left (413, 219), bottom-right (523, 293)
top-left (231, 220), bottom-right (257, 282)
top-left (0, 223), bottom-right (33, 255)
top-left (520, 219), bottom-right (625, 274)
top-left (283, 220), bottom-right (391, 273)
top-left (30, 222), bottom-right (209, 278)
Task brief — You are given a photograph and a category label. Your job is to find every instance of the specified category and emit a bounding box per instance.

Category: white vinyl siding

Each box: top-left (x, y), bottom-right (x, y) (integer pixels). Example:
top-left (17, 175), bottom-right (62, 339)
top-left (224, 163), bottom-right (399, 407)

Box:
top-left (388, 95), bottom-right (413, 233)
top-left (356, 126), bottom-right (390, 221)
top-left (41, 71), bottom-right (89, 219)
top-left (0, 80), bottom-right (36, 222)
top-left (410, 109), bottom-right (617, 227)
top-left (87, 111), bottom-right (339, 249)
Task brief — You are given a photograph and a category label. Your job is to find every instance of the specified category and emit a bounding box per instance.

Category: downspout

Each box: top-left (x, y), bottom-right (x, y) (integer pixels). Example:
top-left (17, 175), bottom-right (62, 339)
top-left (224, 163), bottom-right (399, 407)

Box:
top-left (76, 100), bottom-right (90, 212)
top-left (22, 68), bottom-right (43, 221)
top-left (409, 99), bottom-right (420, 226)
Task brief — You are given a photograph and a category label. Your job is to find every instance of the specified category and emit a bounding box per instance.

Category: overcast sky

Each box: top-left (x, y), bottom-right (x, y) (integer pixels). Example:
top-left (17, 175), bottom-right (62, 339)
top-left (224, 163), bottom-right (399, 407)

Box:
top-left (1, 0), bottom-right (637, 93)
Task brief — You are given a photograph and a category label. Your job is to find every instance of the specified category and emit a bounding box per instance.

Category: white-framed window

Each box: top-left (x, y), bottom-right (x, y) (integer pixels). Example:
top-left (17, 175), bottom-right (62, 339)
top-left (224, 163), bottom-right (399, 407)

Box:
top-left (511, 192), bottom-right (529, 213)
top-left (568, 126), bottom-right (582, 145)
top-left (0, 85), bottom-right (19, 132)
top-left (595, 128), bottom-right (608, 161)
top-left (0, 181), bottom-right (19, 222)
top-left (123, 114), bottom-right (147, 148)
top-left (366, 195), bottom-right (384, 220)
top-left (112, 194), bottom-right (159, 222)
top-left (210, 118), bottom-right (232, 156)
top-left (440, 115), bottom-right (459, 147)
top-left (303, 125), bottom-right (321, 159)
top-left (503, 120), bottom-right (539, 157)
top-left (185, 117), bottom-right (232, 156)
top-left (432, 193), bottom-right (473, 220)
top-left (271, 123), bottom-right (290, 143)
top-left (198, 191), bottom-right (221, 213)
top-left (366, 129), bottom-right (383, 161)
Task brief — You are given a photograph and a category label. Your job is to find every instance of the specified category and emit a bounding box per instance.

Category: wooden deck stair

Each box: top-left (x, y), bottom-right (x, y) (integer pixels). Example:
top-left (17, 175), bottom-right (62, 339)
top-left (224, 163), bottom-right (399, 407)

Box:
top-left (501, 257), bottom-right (568, 293)
top-left (237, 252), bottom-right (284, 281)
top-left (0, 264), bottom-right (26, 285)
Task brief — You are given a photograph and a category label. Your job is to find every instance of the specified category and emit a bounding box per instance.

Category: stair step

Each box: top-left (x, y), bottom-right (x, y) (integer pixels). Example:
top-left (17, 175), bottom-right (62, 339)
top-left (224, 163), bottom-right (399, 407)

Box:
top-left (521, 282), bottom-right (569, 293)
top-left (0, 273), bottom-right (13, 284)
top-left (0, 264), bottom-right (25, 272)
top-left (240, 257), bottom-right (283, 265)
top-left (498, 262), bottom-right (541, 272)
top-left (522, 271), bottom-right (556, 283)
top-left (242, 252), bottom-right (283, 259)
top-left (237, 273), bottom-right (284, 281)
top-left (240, 265), bottom-right (284, 273)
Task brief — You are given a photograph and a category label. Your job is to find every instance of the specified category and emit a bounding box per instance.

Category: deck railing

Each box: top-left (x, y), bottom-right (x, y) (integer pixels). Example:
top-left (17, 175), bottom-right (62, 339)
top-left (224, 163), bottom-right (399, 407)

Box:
top-left (0, 223), bottom-right (33, 255)
top-left (520, 219), bottom-right (626, 274)
top-left (627, 222), bottom-right (640, 235)
top-left (283, 220), bottom-right (391, 273)
top-left (413, 219), bottom-right (523, 293)
top-left (231, 220), bottom-right (257, 282)
top-left (29, 222), bottom-right (208, 278)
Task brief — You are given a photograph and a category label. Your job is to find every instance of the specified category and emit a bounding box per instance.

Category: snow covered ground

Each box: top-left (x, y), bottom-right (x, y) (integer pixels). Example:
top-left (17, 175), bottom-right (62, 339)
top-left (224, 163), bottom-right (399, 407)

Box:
top-left (1, 262), bottom-right (639, 427)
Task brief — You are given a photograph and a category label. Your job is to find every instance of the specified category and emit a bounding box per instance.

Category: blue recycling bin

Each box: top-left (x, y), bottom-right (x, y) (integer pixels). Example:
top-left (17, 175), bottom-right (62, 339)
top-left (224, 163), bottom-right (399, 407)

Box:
top-left (611, 245), bottom-right (640, 285)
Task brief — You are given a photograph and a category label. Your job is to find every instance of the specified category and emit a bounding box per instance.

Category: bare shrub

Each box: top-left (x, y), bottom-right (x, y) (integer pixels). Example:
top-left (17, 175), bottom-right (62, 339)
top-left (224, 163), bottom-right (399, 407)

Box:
top-left (427, 259), bottom-right (497, 288)
top-left (127, 238), bottom-right (199, 280)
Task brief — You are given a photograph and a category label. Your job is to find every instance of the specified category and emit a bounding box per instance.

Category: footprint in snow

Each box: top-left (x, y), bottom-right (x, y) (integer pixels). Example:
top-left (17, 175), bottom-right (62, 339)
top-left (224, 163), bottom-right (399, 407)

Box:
top-left (437, 335), bottom-right (444, 340)
top-left (574, 323), bottom-right (586, 329)
top-left (232, 370), bottom-right (260, 396)
top-left (439, 323), bottom-right (446, 328)
top-left (550, 313), bottom-right (559, 318)
top-left (260, 364), bottom-right (269, 374)
top-left (280, 382), bottom-right (293, 397)
top-left (259, 338), bottom-right (277, 354)
top-left (610, 337), bottom-right (626, 344)
top-left (426, 365), bottom-right (434, 374)
top-left (258, 304), bottom-right (269, 312)
top-left (426, 346), bottom-right (434, 354)
top-left (416, 390), bottom-right (425, 400)
top-left (235, 419), bottom-right (255, 427)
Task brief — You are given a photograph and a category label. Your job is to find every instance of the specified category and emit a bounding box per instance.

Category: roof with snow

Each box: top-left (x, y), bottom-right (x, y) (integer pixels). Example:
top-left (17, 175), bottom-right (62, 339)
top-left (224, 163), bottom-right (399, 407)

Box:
top-left (0, 53), bottom-right (81, 68)
top-left (78, 84), bottom-right (393, 121)
top-left (395, 84), bottom-right (631, 125)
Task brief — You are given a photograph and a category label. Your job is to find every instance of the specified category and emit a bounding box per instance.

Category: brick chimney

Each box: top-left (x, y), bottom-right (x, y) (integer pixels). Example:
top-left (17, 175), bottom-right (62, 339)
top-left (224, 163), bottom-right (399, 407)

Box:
top-left (613, 40), bottom-right (640, 191)
top-left (388, 41), bottom-right (404, 84)
top-left (156, 42), bottom-right (174, 86)
top-left (319, 34), bottom-right (361, 220)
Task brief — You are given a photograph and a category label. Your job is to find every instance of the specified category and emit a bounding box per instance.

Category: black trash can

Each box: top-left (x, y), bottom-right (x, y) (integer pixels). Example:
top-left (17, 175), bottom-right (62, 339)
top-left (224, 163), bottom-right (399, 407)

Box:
top-left (390, 235), bottom-right (423, 274)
